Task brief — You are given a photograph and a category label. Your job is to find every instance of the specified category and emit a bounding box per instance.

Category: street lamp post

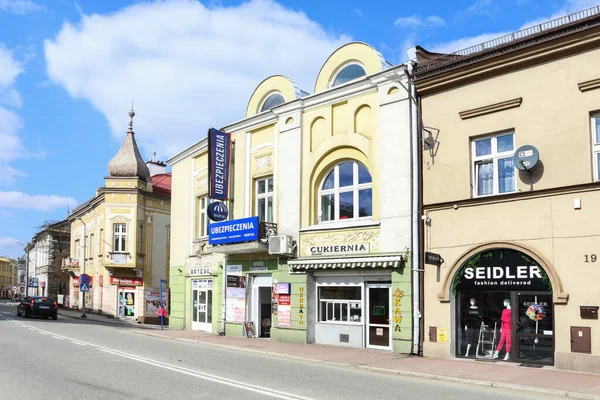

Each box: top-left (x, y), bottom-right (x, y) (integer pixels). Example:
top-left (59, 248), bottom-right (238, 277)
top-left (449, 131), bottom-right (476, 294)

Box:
top-left (75, 217), bottom-right (87, 319)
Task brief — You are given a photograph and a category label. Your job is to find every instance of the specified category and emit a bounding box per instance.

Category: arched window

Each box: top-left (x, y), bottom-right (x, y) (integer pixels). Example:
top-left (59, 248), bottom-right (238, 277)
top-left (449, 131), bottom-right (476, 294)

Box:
top-left (332, 64), bottom-right (366, 87)
top-left (260, 92), bottom-right (285, 112)
top-left (319, 161), bottom-right (372, 222)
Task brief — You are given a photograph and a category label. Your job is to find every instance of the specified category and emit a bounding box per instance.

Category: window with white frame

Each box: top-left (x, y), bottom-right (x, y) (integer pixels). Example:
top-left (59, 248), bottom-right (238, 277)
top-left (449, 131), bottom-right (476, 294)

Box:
top-left (331, 63), bottom-right (366, 87)
top-left (318, 286), bottom-right (362, 323)
top-left (472, 132), bottom-right (516, 197)
top-left (75, 239), bottom-right (80, 260)
top-left (260, 93), bottom-right (285, 112)
top-left (256, 177), bottom-right (274, 222)
top-left (137, 222), bottom-right (144, 254)
top-left (89, 234), bottom-right (94, 258)
top-left (319, 161), bottom-right (372, 222)
top-left (196, 196), bottom-right (208, 238)
top-left (113, 223), bottom-right (127, 253)
top-left (592, 114), bottom-right (600, 181)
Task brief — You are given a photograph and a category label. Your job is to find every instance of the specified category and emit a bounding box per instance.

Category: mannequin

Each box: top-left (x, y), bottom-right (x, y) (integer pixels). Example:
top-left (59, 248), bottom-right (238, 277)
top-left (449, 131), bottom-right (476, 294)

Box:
top-left (493, 298), bottom-right (512, 361)
top-left (463, 298), bottom-right (482, 357)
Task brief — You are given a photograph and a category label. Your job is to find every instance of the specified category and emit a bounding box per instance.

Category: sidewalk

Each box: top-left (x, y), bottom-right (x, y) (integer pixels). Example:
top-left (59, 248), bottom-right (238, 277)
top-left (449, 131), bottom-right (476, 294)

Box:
top-left (57, 308), bottom-right (165, 329)
top-left (130, 328), bottom-right (600, 399)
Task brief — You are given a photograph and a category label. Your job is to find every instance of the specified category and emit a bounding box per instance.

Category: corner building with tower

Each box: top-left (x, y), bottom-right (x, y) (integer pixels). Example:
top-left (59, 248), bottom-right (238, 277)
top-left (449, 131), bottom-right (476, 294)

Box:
top-left (412, 7), bottom-right (600, 372)
top-left (168, 42), bottom-right (421, 353)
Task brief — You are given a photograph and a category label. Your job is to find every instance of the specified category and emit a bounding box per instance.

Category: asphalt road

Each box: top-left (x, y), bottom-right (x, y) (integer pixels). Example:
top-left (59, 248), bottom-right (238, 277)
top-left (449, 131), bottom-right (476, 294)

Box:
top-left (0, 303), bottom-right (564, 400)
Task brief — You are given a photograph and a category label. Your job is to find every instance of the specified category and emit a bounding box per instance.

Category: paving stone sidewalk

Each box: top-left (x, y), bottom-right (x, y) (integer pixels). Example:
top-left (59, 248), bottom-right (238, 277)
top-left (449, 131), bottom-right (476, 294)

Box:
top-left (131, 328), bottom-right (600, 399)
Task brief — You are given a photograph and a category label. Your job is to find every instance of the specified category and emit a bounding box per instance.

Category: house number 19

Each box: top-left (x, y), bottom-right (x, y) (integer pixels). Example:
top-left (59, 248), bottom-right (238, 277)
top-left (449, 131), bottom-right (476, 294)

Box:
top-left (584, 254), bottom-right (597, 262)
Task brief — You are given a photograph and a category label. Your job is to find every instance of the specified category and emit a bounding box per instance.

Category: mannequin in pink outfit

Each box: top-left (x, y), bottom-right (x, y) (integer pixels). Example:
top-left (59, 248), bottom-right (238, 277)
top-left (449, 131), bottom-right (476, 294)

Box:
top-left (493, 298), bottom-right (512, 360)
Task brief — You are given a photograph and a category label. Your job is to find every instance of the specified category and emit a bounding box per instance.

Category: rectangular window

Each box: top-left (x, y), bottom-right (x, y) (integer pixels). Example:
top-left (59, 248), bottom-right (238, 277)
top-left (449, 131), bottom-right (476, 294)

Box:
top-left (256, 177), bottom-right (274, 222)
top-left (472, 132), bottom-right (516, 197)
top-left (75, 239), bottom-right (80, 260)
top-left (318, 286), bottom-right (362, 323)
top-left (99, 229), bottom-right (104, 255)
top-left (84, 236), bottom-right (88, 259)
top-left (137, 222), bottom-right (144, 254)
top-left (89, 234), bottom-right (94, 258)
top-left (592, 115), bottom-right (600, 181)
top-left (196, 196), bottom-right (208, 238)
top-left (114, 224), bottom-right (127, 253)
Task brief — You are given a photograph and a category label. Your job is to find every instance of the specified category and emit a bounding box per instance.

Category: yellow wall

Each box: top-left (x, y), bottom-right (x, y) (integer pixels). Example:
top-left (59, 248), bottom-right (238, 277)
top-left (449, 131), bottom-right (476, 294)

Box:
top-left (421, 46), bottom-right (600, 205)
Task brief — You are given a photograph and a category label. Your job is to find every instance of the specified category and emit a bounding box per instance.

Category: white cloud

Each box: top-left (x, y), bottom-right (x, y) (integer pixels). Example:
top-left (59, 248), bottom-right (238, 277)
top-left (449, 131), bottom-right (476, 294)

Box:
top-left (44, 0), bottom-right (350, 159)
top-left (0, 45), bottom-right (29, 180)
top-left (0, 236), bottom-right (19, 246)
top-left (0, 0), bottom-right (45, 15)
top-left (460, 0), bottom-right (497, 19)
top-left (395, 15), bottom-right (446, 28)
top-left (427, 0), bottom-right (599, 54)
top-left (353, 8), bottom-right (363, 17)
top-left (0, 165), bottom-right (27, 183)
top-left (0, 191), bottom-right (78, 211)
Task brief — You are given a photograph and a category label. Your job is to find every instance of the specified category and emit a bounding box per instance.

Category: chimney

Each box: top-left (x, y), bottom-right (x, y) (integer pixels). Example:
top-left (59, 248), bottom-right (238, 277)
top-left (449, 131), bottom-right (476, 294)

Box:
top-left (146, 152), bottom-right (167, 176)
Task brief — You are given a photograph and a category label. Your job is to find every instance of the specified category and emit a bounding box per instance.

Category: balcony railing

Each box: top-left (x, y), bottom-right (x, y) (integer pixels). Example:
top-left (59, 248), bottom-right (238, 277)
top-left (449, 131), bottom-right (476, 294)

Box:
top-left (259, 221), bottom-right (277, 243)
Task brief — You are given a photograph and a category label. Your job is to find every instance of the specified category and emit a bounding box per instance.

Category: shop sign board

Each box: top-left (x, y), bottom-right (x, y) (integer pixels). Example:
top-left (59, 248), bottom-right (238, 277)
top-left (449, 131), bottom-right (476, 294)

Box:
top-left (110, 277), bottom-right (143, 286)
top-left (456, 249), bottom-right (549, 292)
top-left (227, 265), bottom-right (242, 276)
top-left (308, 242), bottom-right (370, 256)
top-left (208, 128), bottom-right (231, 200)
top-left (209, 216), bottom-right (259, 245)
top-left (278, 294), bottom-right (291, 306)
top-left (425, 252), bottom-right (444, 265)
top-left (207, 201), bottom-right (228, 222)
top-left (189, 267), bottom-right (211, 276)
top-left (276, 283), bottom-right (290, 295)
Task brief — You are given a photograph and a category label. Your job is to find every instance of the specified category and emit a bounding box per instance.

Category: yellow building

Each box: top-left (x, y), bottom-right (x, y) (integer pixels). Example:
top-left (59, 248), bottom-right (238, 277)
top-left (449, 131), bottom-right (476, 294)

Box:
top-left (169, 42), bottom-right (418, 353)
top-left (64, 109), bottom-right (171, 321)
top-left (414, 7), bottom-right (600, 372)
top-left (0, 256), bottom-right (18, 298)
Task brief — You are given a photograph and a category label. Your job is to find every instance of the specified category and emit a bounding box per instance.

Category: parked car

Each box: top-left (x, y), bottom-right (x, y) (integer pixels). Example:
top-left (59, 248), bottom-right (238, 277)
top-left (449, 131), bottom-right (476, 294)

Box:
top-left (17, 296), bottom-right (58, 320)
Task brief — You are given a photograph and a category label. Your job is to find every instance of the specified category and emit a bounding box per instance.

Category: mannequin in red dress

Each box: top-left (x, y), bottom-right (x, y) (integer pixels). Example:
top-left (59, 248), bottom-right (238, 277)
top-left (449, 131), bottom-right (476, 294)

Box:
top-left (493, 298), bottom-right (511, 360)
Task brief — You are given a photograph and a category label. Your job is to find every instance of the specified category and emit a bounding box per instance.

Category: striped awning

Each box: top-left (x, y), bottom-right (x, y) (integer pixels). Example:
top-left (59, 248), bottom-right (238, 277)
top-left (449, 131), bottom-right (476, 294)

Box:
top-left (288, 255), bottom-right (405, 271)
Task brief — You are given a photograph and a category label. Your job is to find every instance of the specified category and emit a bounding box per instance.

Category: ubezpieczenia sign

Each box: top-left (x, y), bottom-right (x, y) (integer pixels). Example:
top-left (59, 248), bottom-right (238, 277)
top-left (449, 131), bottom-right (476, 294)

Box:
top-left (208, 216), bottom-right (259, 245)
top-left (208, 128), bottom-right (231, 201)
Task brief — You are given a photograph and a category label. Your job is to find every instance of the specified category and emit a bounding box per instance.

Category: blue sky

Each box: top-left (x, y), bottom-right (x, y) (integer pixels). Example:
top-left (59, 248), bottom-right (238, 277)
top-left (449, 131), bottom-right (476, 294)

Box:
top-left (0, 0), bottom-right (597, 258)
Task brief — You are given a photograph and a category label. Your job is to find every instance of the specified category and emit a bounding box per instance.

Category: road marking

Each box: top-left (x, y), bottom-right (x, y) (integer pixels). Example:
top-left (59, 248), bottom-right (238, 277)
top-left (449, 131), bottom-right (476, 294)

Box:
top-left (3, 316), bottom-right (315, 400)
top-left (39, 332), bottom-right (47, 335)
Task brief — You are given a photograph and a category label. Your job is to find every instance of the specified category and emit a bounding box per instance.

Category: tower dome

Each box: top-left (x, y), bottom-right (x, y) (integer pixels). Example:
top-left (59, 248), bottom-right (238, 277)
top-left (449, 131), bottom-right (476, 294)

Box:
top-left (107, 108), bottom-right (150, 180)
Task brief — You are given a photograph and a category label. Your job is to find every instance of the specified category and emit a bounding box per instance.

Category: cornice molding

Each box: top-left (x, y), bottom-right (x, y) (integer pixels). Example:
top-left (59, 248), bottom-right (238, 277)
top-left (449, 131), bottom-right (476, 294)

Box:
top-left (578, 77), bottom-right (600, 92)
top-left (459, 97), bottom-right (522, 120)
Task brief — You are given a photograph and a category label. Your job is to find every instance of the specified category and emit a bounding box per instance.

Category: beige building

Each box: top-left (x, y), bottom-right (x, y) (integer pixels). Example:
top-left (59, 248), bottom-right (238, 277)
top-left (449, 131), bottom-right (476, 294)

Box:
top-left (64, 110), bottom-right (171, 322)
top-left (413, 7), bottom-right (600, 372)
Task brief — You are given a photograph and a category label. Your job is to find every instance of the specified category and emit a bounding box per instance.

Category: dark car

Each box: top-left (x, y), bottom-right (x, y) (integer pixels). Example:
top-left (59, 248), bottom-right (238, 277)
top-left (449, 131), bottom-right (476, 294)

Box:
top-left (17, 296), bottom-right (58, 320)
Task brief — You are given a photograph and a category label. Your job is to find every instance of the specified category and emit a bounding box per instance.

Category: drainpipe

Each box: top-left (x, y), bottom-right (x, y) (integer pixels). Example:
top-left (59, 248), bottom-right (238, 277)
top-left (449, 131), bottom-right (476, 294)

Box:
top-left (407, 61), bottom-right (422, 355)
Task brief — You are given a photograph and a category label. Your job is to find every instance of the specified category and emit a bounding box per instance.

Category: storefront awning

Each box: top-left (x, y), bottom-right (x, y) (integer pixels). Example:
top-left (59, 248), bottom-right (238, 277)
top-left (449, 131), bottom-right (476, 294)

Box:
top-left (288, 255), bottom-right (405, 271)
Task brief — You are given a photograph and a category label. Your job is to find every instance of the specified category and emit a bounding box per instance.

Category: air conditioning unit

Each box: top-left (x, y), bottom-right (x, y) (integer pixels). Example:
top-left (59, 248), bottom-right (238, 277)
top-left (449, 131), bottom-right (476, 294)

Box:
top-left (268, 235), bottom-right (293, 256)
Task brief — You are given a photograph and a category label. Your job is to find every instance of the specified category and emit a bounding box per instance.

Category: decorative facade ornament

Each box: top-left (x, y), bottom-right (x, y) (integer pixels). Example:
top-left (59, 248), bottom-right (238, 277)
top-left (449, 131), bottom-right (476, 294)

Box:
top-left (110, 215), bottom-right (131, 224)
top-left (107, 108), bottom-right (151, 180)
top-left (299, 228), bottom-right (380, 257)
top-left (197, 177), bottom-right (208, 189)
top-left (254, 154), bottom-right (273, 170)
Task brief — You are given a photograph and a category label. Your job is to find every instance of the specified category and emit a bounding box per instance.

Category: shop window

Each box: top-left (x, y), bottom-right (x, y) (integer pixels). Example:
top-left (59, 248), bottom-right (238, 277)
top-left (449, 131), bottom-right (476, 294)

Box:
top-left (332, 63), bottom-right (366, 87)
top-left (260, 92), bottom-right (285, 112)
top-left (196, 196), bottom-right (208, 238)
top-left (319, 161), bottom-right (372, 223)
top-left (318, 286), bottom-right (362, 323)
top-left (472, 132), bottom-right (516, 197)
top-left (256, 177), bottom-right (274, 222)
top-left (113, 223), bottom-right (127, 253)
top-left (592, 114), bottom-right (600, 181)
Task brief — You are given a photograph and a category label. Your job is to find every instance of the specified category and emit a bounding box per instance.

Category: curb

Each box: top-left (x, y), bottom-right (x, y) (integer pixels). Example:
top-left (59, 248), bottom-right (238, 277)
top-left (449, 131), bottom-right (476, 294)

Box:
top-left (131, 330), bottom-right (600, 400)
top-left (57, 311), bottom-right (132, 327)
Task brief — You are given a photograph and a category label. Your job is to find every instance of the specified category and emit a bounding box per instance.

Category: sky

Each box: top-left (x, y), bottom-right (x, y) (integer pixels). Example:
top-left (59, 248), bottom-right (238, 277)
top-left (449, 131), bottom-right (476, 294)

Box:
top-left (0, 0), bottom-right (598, 258)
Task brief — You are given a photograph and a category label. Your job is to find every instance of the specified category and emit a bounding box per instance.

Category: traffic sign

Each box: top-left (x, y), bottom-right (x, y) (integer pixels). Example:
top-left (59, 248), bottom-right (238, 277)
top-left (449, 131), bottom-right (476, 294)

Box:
top-left (79, 282), bottom-right (90, 292)
top-left (12, 286), bottom-right (17, 292)
top-left (80, 274), bottom-right (91, 285)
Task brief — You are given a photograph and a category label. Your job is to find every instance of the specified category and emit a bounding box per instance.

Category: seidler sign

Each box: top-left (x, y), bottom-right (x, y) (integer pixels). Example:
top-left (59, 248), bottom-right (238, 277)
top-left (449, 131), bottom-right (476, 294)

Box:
top-left (456, 249), bottom-right (550, 292)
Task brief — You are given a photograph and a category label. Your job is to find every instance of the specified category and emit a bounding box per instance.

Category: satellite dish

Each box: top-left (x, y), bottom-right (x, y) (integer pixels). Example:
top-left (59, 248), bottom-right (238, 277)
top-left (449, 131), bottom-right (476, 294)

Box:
top-left (513, 145), bottom-right (539, 171)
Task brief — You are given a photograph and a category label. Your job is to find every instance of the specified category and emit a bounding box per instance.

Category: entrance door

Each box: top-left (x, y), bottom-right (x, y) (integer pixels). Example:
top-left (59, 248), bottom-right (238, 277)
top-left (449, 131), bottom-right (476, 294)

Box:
top-left (192, 279), bottom-right (213, 331)
top-left (515, 292), bottom-right (554, 365)
top-left (247, 274), bottom-right (272, 338)
top-left (366, 284), bottom-right (391, 349)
